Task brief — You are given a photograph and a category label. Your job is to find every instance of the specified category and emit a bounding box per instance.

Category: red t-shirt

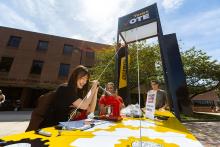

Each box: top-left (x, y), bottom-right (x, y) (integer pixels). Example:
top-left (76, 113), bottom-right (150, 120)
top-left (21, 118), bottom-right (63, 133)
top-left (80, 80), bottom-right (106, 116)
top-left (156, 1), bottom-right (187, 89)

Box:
top-left (99, 95), bottom-right (124, 106)
top-left (99, 95), bottom-right (124, 116)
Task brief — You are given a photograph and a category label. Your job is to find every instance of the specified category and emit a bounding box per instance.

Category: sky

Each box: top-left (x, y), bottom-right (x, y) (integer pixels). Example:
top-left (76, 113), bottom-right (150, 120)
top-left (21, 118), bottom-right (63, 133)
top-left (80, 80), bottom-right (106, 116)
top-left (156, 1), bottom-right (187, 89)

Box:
top-left (0, 0), bottom-right (219, 62)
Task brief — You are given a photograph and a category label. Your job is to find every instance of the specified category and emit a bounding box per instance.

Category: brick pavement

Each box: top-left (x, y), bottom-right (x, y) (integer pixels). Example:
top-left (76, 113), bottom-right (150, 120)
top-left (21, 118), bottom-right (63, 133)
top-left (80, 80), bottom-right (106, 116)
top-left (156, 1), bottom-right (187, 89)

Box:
top-left (183, 122), bottom-right (220, 147)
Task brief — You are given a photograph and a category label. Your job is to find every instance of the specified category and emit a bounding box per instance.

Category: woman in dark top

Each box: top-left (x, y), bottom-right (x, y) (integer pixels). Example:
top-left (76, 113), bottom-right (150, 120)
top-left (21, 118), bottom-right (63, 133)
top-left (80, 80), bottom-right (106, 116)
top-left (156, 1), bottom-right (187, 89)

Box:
top-left (26, 65), bottom-right (99, 131)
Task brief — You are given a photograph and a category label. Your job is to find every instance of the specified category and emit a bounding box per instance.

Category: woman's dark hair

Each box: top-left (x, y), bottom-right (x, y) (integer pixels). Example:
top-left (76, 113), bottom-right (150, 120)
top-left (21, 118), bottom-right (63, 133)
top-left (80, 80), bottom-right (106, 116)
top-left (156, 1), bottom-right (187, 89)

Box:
top-left (68, 65), bottom-right (90, 96)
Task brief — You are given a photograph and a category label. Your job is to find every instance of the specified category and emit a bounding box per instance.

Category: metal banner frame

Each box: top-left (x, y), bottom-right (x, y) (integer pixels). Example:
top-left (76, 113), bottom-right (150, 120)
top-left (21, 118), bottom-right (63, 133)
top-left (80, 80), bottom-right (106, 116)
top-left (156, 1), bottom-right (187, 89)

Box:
top-left (116, 3), bottom-right (192, 119)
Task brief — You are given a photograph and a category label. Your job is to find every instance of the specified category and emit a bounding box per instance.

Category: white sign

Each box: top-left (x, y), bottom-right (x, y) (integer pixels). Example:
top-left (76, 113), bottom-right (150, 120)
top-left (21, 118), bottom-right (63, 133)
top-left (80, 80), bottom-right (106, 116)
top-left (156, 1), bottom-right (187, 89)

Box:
top-left (145, 90), bottom-right (157, 120)
top-left (121, 21), bottom-right (157, 43)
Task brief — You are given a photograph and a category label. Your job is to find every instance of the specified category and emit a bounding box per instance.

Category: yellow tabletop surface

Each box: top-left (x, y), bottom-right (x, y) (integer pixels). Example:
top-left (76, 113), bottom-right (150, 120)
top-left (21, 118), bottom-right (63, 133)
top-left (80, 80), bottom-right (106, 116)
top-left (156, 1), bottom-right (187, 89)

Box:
top-left (0, 110), bottom-right (203, 147)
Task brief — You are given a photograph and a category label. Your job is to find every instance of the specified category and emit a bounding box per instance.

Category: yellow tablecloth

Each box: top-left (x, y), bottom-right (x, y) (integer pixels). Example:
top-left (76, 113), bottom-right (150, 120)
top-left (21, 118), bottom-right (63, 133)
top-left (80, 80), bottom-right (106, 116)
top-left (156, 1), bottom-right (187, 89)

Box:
top-left (0, 111), bottom-right (203, 147)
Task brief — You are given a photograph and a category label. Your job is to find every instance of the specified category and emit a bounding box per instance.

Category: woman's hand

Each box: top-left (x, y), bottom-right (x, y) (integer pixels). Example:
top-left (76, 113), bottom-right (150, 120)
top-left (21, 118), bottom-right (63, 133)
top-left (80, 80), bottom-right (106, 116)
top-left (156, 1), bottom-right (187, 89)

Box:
top-left (84, 80), bottom-right (99, 100)
top-left (91, 80), bottom-right (99, 89)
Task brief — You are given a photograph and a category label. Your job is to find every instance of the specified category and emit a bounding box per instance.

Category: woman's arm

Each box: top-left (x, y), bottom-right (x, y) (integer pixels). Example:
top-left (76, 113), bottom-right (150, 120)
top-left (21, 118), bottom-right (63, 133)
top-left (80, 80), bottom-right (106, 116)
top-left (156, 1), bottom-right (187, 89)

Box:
top-left (117, 96), bottom-right (125, 109)
top-left (72, 81), bottom-right (99, 110)
top-left (99, 104), bottom-right (106, 115)
top-left (87, 86), bottom-right (99, 113)
top-left (98, 96), bottom-right (106, 115)
top-left (159, 91), bottom-right (169, 111)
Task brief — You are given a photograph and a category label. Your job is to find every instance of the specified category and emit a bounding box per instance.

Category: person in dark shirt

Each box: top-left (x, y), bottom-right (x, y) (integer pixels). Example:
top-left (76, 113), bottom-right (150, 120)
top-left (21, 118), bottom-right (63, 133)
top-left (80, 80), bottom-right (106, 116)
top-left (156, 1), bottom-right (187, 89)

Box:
top-left (150, 80), bottom-right (168, 110)
top-left (26, 65), bottom-right (99, 131)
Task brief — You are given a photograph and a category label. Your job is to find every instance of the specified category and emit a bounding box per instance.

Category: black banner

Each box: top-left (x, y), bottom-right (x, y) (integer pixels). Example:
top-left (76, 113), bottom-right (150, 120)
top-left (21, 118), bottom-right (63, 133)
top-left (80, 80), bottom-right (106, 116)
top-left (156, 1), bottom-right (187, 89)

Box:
top-left (118, 3), bottom-right (158, 32)
top-left (117, 46), bottom-right (130, 105)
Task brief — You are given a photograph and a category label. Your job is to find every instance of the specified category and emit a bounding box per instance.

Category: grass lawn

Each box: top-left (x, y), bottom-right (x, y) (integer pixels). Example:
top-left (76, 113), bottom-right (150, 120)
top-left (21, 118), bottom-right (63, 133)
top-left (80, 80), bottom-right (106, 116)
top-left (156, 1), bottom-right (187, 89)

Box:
top-left (180, 112), bottom-right (220, 122)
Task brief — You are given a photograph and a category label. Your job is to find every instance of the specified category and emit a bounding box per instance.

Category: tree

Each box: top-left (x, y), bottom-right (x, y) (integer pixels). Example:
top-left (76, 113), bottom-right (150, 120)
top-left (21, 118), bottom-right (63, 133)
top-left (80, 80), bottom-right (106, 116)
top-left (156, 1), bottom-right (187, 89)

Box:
top-left (127, 42), bottom-right (163, 90)
top-left (90, 47), bottom-right (116, 88)
top-left (181, 47), bottom-right (220, 98)
top-left (91, 43), bottom-right (220, 100)
top-left (90, 42), bottom-right (163, 91)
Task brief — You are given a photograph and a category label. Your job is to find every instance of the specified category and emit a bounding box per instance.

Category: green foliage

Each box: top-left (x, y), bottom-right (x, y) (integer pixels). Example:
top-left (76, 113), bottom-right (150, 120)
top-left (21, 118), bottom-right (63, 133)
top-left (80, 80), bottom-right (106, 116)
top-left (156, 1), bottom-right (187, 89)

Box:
top-left (90, 42), bottom-right (163, 90)
top-left (127, 42), bottom-right (163, 89)
top-left (181, 112), bottom-right (220, 121)
top-left (91, 43), bottom-right (220, 98)
top-left (181, 47), bottom-right (220, 97)
top-left (90, 47), bottom-right (116, 88)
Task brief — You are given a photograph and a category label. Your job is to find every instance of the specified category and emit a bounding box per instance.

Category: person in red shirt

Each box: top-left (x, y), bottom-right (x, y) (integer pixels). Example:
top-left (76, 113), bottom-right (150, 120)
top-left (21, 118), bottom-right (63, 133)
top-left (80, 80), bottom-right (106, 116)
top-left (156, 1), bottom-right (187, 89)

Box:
top-left (99, 82), bottom-right (125, 116)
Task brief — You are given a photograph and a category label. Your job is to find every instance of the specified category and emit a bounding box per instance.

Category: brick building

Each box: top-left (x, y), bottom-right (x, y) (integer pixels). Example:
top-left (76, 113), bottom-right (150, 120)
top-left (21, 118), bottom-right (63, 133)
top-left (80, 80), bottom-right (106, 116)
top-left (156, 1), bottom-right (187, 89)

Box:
top-left (192, 90), bottom-right (220, 112)
top-left (0, 26), bottom-right (110, 109)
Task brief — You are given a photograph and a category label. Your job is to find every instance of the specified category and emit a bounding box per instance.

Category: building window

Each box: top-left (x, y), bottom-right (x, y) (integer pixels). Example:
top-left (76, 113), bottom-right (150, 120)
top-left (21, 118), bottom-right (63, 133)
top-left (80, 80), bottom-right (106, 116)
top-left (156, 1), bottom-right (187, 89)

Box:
top-left (86, 51), bottom-right (95, 58)
top-left (63, 44), bottom-right (80, 55)
top-left (30, 60), bottom-right (44, 74)
top-left (0, 57), bottom-right (14, 72)
top-left (73, 46), bottom-right (80, 53)
top-left (36, 40), bottom-right (48, 51)
top-left (7, 36), bottom-right (22, 48)
top-left (63, 44), bottom-right (73, 55)
top-left (59, 63), bottom-right (70, 77)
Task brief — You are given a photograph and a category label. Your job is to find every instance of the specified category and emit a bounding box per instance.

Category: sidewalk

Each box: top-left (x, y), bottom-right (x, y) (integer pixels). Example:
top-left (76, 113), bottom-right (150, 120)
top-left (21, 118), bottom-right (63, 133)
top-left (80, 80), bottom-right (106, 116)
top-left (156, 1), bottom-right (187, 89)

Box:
top-left (0, 121), bottom-right (29, 137)
top-left (0, 111), bottom-right (31, 137)
top-left (0, 111), bottom-right (32, 122)
top-left (196, 111), bottom-right (220, 116)
top-left (183, 121), bottom-right (220, 147)
top-left (182, 111), bottom-right (220, 146)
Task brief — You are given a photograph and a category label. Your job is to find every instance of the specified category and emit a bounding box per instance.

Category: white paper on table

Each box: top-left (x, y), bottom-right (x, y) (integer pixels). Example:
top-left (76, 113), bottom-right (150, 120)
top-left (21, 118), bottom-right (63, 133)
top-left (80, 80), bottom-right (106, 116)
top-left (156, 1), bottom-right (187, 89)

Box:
top-left (145, 90), bottom-right (157, 120)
